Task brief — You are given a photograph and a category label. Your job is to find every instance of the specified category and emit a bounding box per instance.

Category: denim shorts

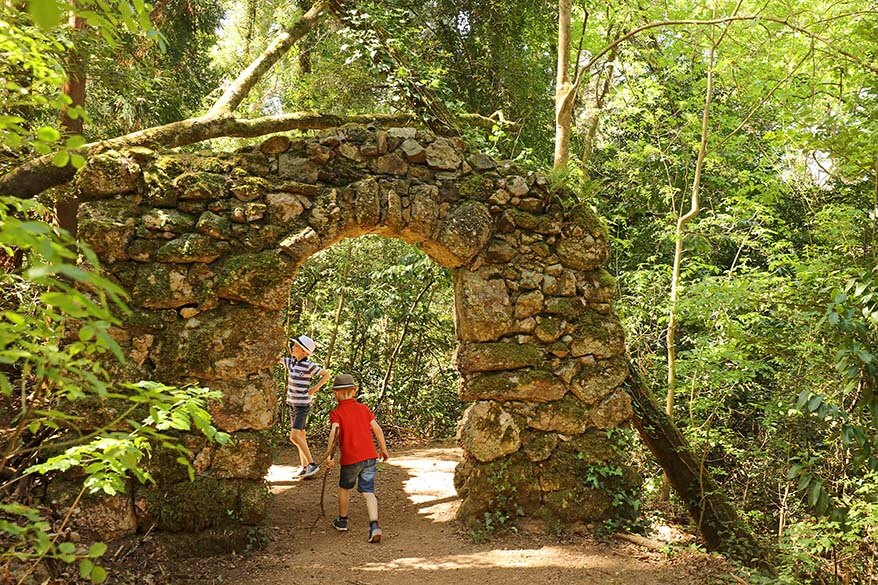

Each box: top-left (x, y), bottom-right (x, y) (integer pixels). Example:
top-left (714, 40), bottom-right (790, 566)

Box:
top-left (339, 458), bottom-right (377, 493)
top-left (289, 405), bottom-right (310, 430)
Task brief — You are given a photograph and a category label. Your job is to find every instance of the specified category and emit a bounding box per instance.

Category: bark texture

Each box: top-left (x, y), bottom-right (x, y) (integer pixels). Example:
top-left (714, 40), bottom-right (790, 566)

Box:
top-left (626, 365), bottom-right (769, 566)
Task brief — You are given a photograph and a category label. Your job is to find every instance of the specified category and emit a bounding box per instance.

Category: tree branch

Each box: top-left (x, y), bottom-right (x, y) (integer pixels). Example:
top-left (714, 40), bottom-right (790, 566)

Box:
top-left (208, 1), bottom-right (330, 115)
top-left (572, 13), bottom-right (877, 94)
top-left (0, 111), bottom-right (514, 199)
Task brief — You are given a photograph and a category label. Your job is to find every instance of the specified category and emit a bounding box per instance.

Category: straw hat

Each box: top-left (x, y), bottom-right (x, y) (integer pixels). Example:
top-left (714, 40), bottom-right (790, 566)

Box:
top-left (332, 373), bottom-right (358, 390)
top-left (292, 335), bottom-right (317, 354)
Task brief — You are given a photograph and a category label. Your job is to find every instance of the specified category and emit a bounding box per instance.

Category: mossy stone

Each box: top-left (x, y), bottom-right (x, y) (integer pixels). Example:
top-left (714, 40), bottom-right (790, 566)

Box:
top-left (156, 233), bottom-right (230, 263)
top-left (462, 369), bottom-right (567, 402)
top-left (455, 342), bottom-right (543, 374)
top-left (457, 173), bottom-right (495, 201)
top-left (568, 310), bottom-right (626, 358)
top-left (570, 356), bottom-right (628, 406)
top-left (172, 171), bottom-right (227, 201)
top-left (525, 394), bottom-right (589, 434)
top-left (153, 303), bottom-right (283, 380)
top-left (132, 263), bottom-right (196, 309)
top-left (216, 251), bottom-right (293, 310)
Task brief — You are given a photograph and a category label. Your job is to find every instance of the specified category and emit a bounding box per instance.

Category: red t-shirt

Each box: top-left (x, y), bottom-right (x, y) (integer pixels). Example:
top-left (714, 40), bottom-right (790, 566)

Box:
top-left (329, 399), bottom-right (379, 465)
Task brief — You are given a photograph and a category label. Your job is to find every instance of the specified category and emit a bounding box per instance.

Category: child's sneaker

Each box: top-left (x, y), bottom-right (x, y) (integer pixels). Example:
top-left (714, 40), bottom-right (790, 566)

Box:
top-left (293, 466), bottom-right (306, 478)
top-left (332, 517), bottom-right (348, 532)
top-left (368, 521), bottom-right (382, 543)
top-left (302, 463), bottom-right (320, 479)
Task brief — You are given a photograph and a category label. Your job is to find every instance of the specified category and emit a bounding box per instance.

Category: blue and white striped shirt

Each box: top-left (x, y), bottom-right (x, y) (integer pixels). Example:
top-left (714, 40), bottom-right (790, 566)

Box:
top-left (282, 356), bottom-right (324, 407)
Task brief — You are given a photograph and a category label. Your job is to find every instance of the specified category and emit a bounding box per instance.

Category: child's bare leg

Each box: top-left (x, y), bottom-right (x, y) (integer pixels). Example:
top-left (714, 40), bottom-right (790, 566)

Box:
top-left (289, 429), bottom-right (314, 465)
top-left (362, 492), bottom-right (379, 522)
top-left (338, 487), bottom-right (351, 517)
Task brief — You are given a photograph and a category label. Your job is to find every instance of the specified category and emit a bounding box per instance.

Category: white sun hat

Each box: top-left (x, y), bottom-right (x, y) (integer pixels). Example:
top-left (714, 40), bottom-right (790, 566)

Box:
top-left (293, 335), bottom-right (317, 354)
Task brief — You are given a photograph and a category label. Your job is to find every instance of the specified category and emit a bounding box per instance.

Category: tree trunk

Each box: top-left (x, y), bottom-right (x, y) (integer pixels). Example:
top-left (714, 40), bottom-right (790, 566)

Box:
top-left (626, 364), bottom-right (770, 567)
top-left (298, 0), bottom-right (314, 74)
top-left (580, 48), bottom-right (616, 175)
top-left (55, 4), bottom-right (86, 237)
top-left (374, 278), bottom-right (434, 412)
top-left (662, 21), bottom-right (718, 501)
top-left (323, 241), bottom-right (353, 369)
top-left (553, 0), bottom-right (573, 169)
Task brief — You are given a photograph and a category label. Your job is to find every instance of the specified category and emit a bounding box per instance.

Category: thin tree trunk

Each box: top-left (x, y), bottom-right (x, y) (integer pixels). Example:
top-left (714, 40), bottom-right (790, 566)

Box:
top-left (553, 0), bottom-right (574, 169)
top-left (580, 48), bottom-right (616, 175)
top-left (55, 3), bottom-right (86, 237)
top-left (374, 278), bottom-right (434, 412)
top-left (662, 20), bottom-right (719, 502)
top-left (298, 0), bottom-right (314, 74)
top-left (323, 240), bottom-right (353, 369)
top-left (626, 364), bottom-right (770, 567)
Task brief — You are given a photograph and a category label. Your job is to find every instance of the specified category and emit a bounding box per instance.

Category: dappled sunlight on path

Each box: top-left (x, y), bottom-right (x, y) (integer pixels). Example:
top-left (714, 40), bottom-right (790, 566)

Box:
top-left (194, 444), bottom-right (718, 585)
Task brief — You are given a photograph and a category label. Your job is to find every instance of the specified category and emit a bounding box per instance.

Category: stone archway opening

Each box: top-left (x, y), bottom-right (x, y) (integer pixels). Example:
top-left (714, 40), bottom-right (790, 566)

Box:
top-left (280, 234), bottom-right (461, 441)
top-left (73, 123), bottom-right (640, 544)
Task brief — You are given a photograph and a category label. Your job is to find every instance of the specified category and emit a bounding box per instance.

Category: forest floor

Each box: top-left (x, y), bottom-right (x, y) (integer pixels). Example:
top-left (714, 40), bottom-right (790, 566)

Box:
top-left (169, 442), bottom-right (739, 585)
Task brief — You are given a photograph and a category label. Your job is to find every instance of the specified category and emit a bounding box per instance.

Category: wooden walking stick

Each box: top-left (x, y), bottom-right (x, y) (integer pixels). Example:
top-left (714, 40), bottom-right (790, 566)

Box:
top-left (310, 436), bottom-right (337, 532)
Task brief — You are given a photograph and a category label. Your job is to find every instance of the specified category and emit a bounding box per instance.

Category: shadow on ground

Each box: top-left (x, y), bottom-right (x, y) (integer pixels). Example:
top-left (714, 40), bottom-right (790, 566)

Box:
top-left (183, 444), bottom-right (724, 585)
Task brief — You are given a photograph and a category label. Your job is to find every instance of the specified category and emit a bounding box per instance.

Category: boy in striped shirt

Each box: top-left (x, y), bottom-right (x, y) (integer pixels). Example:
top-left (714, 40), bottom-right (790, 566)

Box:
top-left (282, 334), bottom-right (331, 479)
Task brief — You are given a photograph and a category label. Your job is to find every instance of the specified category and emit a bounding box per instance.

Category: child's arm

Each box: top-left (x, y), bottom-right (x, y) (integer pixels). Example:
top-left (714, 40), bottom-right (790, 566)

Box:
top-left (325, 422), bottom-right (340, 468)
top-left (308, 368), bottom-right (331, 395)
top-left (370, 419), bottom-right (389, 461)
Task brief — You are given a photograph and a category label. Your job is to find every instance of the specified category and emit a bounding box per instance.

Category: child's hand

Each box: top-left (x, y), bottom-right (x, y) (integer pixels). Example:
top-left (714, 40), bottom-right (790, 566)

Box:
top-left (326, 456), bottom-right (335, 469)
top-left (380, 449), bottom-right (389, 462)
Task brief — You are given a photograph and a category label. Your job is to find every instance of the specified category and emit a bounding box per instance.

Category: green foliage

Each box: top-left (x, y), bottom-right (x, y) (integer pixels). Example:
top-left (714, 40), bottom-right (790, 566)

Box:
top-left (0, 1), bottom-right (161, 178)
top-left (0, 196), bottom-right (229, 579)
top-left (580, 428), bottom-right (644, 534)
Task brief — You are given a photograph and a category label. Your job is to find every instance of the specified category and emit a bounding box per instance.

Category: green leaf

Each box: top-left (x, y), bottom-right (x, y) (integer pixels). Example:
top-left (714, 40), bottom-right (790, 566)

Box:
top-left (90, 565), bottom-right (108, 583)
top-left (87, 542), bottom-right (107, 558)
top-left (37, 126), bottom-right (61, 143)
top-left (52, 150), bottom-right (70, 167)
top-left (807, 479), bottom-right (822, 507)
top-left (27, 0), bottom-right (63, 30)
top-left (58, 541), bottom-right (76, 554)
top-left (79, 559), bottom-right (94, 578)
top-left (71, 153), bottom-right (87, 168)
top-left (65, 135), bottom-right (86, 149)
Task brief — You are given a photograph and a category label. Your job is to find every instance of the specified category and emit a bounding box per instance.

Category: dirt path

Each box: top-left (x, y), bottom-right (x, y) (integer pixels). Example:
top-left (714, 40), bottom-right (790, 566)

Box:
top-left (195, 444), bottom-right (728, 585)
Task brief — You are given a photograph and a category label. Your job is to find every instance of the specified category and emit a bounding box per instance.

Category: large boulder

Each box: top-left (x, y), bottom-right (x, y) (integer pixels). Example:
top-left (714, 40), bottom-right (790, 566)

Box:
top-left (216, 251), bottom-right (294, 310)
top-left (457, 401), bottom-right (521, 463)
top-left (461, 369), bottom-right (567, 402)
top-left (153, 303), bottom-right (283, 380)
top-left (454, 271), bottom-right (513, 342)
top-left (205, 371), bottom-right (277, 432)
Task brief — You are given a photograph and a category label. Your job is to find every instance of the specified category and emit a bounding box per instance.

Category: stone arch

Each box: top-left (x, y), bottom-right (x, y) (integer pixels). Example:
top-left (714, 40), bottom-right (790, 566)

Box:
top-left (73, 124), bottom-right (638, 539)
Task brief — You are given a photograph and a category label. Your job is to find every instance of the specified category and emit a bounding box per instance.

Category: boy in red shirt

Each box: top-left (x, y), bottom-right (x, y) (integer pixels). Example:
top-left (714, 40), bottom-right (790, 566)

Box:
top-left (325, 374), bottom-right (389, 543)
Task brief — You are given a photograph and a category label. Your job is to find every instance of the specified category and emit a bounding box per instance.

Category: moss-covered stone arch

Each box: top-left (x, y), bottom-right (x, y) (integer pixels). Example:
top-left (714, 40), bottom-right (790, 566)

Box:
top-left (72, 124), bottom-right (638, 540)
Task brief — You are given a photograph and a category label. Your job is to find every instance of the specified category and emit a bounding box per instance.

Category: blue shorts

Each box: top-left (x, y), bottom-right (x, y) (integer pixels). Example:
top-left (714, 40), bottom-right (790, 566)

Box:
top-left (289, 405), bottom-right (310, 430)
top-left (339, 458), bottom-right (377, 493)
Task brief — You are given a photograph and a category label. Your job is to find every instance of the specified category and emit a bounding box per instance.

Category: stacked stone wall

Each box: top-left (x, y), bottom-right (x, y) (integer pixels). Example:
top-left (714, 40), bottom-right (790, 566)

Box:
top-left (71, 123), bottom-right (637, 540)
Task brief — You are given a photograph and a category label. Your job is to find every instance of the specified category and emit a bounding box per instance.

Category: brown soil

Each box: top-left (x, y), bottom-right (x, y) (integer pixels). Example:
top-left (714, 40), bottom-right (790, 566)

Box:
top-left (178, 444), bottom-right (735, 585)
